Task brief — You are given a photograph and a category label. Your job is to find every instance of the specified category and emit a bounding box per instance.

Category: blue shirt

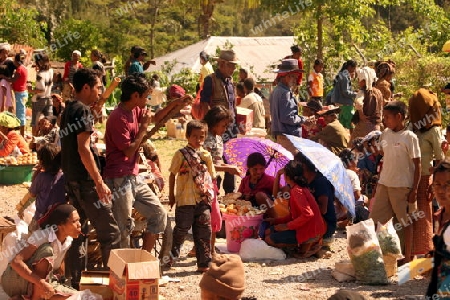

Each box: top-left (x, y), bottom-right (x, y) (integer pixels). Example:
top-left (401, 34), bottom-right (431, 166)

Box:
top-left (269, 82), bottom-right (305, 137)
top-left (332, 70), bottom-right (357, 105)
top-left (128, 60), bottom-right (143, 75)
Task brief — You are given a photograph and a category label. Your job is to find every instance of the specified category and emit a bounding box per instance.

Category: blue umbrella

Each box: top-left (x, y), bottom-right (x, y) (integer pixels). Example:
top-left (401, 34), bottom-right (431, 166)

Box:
top-left (285, 134), bottom-right (355, 217)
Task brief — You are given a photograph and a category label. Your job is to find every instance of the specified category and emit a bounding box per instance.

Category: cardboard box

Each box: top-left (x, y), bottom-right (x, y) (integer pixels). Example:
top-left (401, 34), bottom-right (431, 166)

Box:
top-left (108, 249), bottom-right (160, 300)
top-left (80, 271), bottom-right (114, 300)
top-left (236, 107), bottom-right (254, 135)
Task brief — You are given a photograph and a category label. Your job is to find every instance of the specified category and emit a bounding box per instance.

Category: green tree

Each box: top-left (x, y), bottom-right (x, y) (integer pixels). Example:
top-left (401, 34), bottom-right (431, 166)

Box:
top-left (0, 0), bottom-right (46, 47)
top-left (53, 18), bottom-right (105, 61)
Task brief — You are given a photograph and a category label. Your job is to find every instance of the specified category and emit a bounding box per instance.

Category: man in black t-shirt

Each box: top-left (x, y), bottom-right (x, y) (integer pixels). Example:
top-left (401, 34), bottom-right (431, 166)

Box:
top-left (60, 68), bottom-right (120, 289)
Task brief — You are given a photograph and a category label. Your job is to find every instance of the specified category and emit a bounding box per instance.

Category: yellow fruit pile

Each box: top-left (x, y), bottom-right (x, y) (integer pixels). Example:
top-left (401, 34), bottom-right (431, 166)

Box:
top-left (219, 199), bottom-right (266, 216)
top-left (0, 153), bottom-right (38, 165)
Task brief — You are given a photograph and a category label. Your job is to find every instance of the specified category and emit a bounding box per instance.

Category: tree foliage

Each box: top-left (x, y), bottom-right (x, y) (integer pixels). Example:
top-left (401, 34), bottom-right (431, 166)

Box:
top-left (2, 0), bottom-right (450, 107)
top-left (0, 0), bottom-right (46, 46)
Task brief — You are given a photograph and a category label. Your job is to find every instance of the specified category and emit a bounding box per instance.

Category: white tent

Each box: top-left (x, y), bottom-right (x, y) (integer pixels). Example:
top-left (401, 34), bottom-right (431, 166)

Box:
top-left (150, 36), bottom-right (296, 82)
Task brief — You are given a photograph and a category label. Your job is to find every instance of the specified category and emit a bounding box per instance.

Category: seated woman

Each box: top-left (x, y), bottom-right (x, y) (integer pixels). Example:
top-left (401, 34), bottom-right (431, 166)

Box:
top-left (1, 204), bottom-right (81, 300)
top-left (0, 111), bottom-right (29, 157)
top-left (264, 161), bottom-right (326, 258)
top-left (237, 152), bottom-right (275, 217)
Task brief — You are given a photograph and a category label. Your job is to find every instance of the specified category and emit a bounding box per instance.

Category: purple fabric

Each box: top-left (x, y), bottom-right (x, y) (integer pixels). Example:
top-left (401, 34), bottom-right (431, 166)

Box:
top-left (30, 170), bottom-right (66, 220)
top-left (223, 137), bottom-right (293, 184)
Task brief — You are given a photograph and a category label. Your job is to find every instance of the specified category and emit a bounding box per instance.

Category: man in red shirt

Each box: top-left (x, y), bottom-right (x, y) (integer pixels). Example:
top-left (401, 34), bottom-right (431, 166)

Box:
top-left (285, 45), bottom-right (304, 86)
top-left (103, 73), bottom-right (167, 254)
top-left (274, 45), bottom-right (304, 95)
top-left (12, 54), bottom-right (28, 135)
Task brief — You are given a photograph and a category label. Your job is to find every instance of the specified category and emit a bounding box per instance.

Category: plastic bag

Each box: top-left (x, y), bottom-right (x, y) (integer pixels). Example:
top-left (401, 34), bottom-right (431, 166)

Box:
top-left (347, 218), bottom-right (388, 285)
top-left (23, 202), bottom-right (36, 225)
top-left (376, 219), bottom-right (403, 259)
top-left (239, 239), bottom-right (286, 261)
top-left (66, 289), bottom-right (103, 300)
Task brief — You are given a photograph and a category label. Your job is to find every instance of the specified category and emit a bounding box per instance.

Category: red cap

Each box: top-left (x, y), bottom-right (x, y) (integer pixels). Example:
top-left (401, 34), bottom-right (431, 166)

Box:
top-left (169, 85), bottom-right (185, 99)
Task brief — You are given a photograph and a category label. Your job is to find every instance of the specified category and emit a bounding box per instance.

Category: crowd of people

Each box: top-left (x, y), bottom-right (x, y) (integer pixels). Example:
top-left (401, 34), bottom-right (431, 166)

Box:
top-left (1, 40), bottom-right (450, 299)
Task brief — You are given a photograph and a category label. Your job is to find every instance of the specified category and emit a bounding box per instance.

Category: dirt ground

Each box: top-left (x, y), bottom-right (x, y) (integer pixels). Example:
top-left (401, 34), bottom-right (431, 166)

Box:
top-left (0, 137), bottom-right (430, 300)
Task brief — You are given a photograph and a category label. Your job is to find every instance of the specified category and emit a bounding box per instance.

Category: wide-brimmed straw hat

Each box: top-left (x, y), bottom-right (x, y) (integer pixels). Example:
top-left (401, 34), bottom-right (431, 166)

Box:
top-left (300, 100), bottom-right (323, 112)
top-left (317, 105), bottom-right (341, 116)
top-left (218, 50), bottom-right (240, 64)
top-left (273, 59), bottom-right (305, 73)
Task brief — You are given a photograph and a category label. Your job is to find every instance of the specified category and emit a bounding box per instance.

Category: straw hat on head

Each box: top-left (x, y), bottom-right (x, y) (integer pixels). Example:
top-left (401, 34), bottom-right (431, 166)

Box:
top-left (273, 59), bottom-right (305, 74)
top-left (317, 105), bottom-right (341, 116)
top-left (218, 50), bottom-right (240, 64)
top-left (300, 100), bottom-right (323, 113)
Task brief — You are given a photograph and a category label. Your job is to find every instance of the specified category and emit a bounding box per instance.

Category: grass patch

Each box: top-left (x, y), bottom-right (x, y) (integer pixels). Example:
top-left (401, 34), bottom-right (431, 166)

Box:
top-left (152, 138), bottom-right (186, 180)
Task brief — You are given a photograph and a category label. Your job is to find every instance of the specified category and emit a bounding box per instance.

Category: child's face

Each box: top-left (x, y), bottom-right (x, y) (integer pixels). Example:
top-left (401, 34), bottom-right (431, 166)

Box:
top-left (187, 128), bottom-right (206, 149)
top-left (248, 164), bottom-right (265, 181)
top-left (433, 170), bottom-right (450, 208)
top-left (314, 64), bottom-right (323, 73)
top-left (302, 107), bottom-right (312, 117)
top-left (38, 118), bottom-right (52, 132)
top-left (382, 110), bottom-right (403, 131)
top-left (212, 119), bottom-right (229, 136)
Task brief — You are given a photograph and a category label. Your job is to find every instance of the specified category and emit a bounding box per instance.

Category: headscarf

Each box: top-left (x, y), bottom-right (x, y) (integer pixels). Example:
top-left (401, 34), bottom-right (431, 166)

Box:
top-left (375, 61), bottom-right (395, 80)
top-left (357, 67), bottom-right (377, 91)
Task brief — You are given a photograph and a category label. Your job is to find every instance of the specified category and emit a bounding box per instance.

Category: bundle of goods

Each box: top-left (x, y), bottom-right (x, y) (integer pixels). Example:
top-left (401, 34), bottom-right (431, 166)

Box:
top-left (0, 153), bottom-right (38, 165)
top-left (219, 192), bottom-right (265, 216)
top-left (0, 154), bottom-right (38, 184)
top-left (347, 218), bottom-right (388, 285)
top-left (376, 219), bottom-right (403, 277)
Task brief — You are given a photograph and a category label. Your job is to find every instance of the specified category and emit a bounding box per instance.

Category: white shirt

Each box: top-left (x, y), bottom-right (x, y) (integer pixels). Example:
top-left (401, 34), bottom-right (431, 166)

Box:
top-left (346, 169), bottom-right (361, 192)
top-left (32, 69), bottom-right (53, 102)
top-left (27, 227), bottom-right (73, 270)
top-left (240, 92), bottom-right (262, 109)
top-left (378, 128), bottom-right (421, 188)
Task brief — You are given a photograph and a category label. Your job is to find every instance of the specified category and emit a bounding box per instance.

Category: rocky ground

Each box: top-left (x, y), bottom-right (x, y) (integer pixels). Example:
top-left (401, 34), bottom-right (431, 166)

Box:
top-left (0, 137), bottom-right (430, 299)
top-left (0, 181), bottom-right (430, 300)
